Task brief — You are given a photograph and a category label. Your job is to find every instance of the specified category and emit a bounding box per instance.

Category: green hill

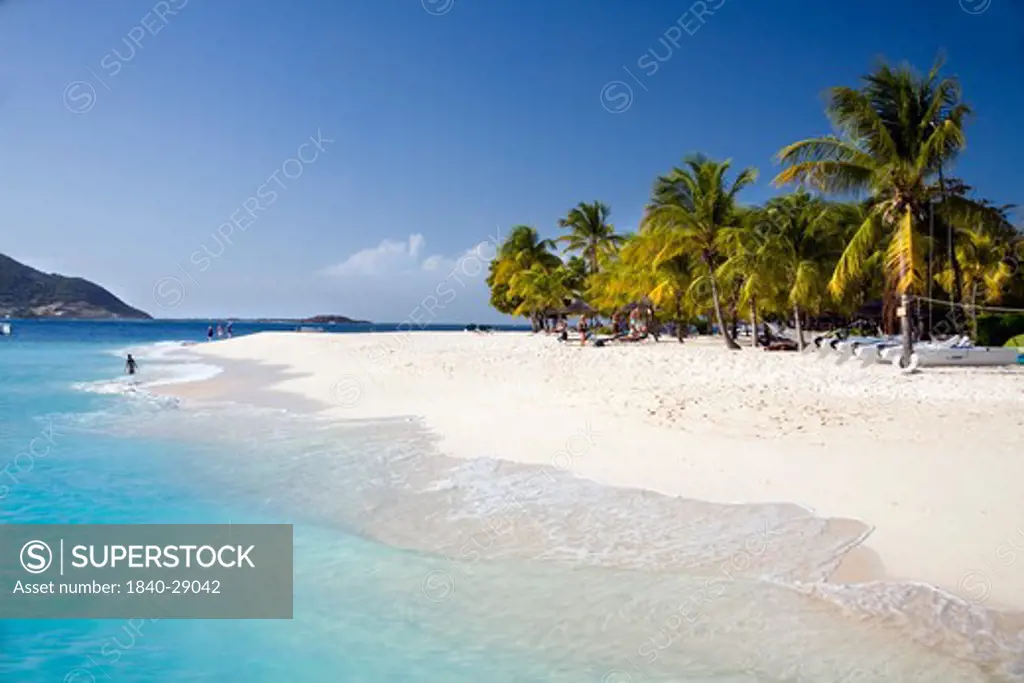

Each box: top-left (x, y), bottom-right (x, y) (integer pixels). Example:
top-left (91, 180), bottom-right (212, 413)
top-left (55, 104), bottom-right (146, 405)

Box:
top-left (0, 253), bottom-right (151, 319)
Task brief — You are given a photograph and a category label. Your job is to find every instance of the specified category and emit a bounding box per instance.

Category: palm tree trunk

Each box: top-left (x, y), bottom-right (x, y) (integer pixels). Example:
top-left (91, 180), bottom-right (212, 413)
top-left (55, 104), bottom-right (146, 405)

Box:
top-left (896, 207), bottom-right (916, 368)
top-left (793, 303), bottom-right (805, 351)
top-left (750, 297), bottom-right (759, 348)
top-left (899, 293), bottom-right (913, 366)
top-left (708, 273), bottom-right (740, 350)
top-left (970, 282), bottom-right (979, 340)
top-left (674, 293), bottom-right (685, 342)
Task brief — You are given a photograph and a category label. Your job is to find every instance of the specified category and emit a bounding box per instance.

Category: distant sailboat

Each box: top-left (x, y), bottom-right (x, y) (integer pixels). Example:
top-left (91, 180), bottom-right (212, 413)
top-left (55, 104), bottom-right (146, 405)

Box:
top-left (0, 322), bottom-right (11, 336)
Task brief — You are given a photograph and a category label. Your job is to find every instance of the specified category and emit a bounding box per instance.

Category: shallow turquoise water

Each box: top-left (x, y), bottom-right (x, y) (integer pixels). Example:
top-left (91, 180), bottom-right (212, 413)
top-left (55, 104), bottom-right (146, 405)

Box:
top-left (0, 321), bottom-right (570, 682)
top-left (0, 321), bottom-right (1017, 682)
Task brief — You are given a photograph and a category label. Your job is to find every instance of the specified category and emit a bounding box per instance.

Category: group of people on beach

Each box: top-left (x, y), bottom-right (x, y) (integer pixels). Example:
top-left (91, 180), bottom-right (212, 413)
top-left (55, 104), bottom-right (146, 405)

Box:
top-left (555, 305), bottom-right (657, 346)
top-left (125, 321), bottom-right (234, 376)
top-left (206, 322), bottom-right (233, 341)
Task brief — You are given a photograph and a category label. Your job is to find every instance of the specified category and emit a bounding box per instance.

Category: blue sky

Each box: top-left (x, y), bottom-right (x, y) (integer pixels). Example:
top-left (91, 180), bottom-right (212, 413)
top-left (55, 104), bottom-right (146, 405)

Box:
top-left (1, 0), bottom-right (1021, 323)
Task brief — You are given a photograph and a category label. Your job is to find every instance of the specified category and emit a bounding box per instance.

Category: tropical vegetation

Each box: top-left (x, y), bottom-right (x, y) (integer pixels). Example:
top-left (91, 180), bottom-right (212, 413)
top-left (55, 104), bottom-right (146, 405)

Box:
top-left (485, 58), bottom-right (1022, 352)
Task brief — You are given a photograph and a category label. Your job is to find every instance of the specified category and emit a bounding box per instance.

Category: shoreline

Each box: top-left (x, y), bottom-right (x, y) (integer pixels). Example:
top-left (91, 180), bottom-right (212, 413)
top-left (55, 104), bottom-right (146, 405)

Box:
top-left (153, 330), bottom-right (1024, 613)
top-left (153, 354), bottom-right (889, 588)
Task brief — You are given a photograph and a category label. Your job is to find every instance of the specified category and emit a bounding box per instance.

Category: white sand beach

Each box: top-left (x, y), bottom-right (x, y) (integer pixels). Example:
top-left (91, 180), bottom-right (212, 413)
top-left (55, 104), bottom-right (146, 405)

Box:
top-left (164, 330), bottom-right (1024, 615)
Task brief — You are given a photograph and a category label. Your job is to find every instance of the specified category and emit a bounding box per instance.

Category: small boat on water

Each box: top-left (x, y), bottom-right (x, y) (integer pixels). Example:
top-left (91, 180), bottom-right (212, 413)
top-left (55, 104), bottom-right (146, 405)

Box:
top-left (0, 322), bottom-right (11, 336)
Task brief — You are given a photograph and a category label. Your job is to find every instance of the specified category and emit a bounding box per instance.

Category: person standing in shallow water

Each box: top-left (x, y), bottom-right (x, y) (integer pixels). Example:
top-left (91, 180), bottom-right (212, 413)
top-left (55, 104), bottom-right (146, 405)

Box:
top-left (124, 354), bottom-right (138, 375)
top-left (207, 325), bottom-right (214, 341)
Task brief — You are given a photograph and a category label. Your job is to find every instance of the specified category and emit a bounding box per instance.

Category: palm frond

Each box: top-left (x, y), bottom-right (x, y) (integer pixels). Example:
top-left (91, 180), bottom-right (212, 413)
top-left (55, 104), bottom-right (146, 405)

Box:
top-left (829, 209), bottom-right (884, 297)
top-left (884, 208), bottom-right (924, 294)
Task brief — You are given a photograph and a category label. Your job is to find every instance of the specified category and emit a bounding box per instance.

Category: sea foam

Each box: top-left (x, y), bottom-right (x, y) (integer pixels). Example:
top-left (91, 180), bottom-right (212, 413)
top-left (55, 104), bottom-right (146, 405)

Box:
top-left (74, 341), bottom-right (222, 396)
top-left (63, 348), bottom-right (1024, 682)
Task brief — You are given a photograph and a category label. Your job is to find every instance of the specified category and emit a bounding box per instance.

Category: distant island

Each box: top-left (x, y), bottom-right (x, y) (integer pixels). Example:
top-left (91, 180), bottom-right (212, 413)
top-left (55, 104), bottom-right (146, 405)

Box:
top-left (0, 253), bottom-right (151, 319)
top-left (300, 315), bottom-right (371, 324)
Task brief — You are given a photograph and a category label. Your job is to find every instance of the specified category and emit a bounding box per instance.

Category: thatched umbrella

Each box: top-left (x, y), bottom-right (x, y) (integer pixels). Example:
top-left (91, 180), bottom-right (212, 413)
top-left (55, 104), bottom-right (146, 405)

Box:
top-left (557, 299), bottom-right (595, 316)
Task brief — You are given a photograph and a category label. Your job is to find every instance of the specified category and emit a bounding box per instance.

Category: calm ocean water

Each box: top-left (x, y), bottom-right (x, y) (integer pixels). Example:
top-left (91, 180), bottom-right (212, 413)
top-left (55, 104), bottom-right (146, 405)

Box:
top-left (0, 320), bottom-right (1019, 682)
top-left (0, 320), bottom-right (562, 682)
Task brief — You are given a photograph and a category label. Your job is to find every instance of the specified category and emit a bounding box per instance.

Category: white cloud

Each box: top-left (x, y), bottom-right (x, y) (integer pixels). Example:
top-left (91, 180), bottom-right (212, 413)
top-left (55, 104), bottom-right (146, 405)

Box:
top-left (320, 234), bottom-right (427, 277)
top-left (320, 234), bottom-right (498, 279)
top-left (421, 254), bottom-right (445, 272)
top-left (316, 233), bottom-right (509, 323)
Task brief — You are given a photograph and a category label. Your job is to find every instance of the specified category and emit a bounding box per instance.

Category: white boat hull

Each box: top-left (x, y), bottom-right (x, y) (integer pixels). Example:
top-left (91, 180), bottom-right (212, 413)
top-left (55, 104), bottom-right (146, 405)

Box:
top-left (911, 347), bottom-right (1023, 367)
top-left (854, 342), bottom-right (903, 362)
top-left (830, 337), bottom-right (885, 355)
top-left (878, 336), bottom-right (969, 364)
top-left (880, 346), bottom-right (910, 364)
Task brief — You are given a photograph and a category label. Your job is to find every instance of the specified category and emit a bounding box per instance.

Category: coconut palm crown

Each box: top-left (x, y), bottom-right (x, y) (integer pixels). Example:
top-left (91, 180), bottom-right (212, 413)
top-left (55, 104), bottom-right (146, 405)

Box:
top-left (641, 154), bottom-right (758, 349)
top-left (557, 201), bottom-right (623, 274)
top-left (773, 57), bottom-right (979, 298)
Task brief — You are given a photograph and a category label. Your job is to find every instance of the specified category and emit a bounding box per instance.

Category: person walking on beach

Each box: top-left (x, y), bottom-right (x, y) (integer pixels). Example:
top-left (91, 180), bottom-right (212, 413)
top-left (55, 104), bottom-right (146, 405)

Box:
top-left (226, 322), bottom-right (233, 338)
top-left (644, 305), bottom-right (659, 341)
top-left (207, 325), bottom-right (214, 341)
top-left (555, 317), bottom-right (569, 342)
top-left (124, 354), bottom-right (138, 376)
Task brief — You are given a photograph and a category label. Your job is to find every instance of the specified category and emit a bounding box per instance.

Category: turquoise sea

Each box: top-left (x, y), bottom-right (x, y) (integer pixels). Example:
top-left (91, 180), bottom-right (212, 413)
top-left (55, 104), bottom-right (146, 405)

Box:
top-left (1, 320), bottom-right (1020, 682)
top-left (0, 320), bottom-right (566, 682)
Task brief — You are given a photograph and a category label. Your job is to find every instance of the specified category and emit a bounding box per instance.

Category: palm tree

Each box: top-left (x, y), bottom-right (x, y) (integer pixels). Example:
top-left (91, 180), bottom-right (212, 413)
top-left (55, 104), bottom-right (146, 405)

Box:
top-left (562, 255), bottom-right (589, 298)
top-left (589, 231), bottom-right (696, 340)
top-left (759, 192), bottom-right (846, 349)
top-left (718, 208), bottom-right (783, 348)
top-left (940, 229), bottom-right (1015, 337)
top-left (642, 154), bottom-right (758, 350)
top-left (557, 201), bottom-right (624, 274)
top-left (586, 251), bottom-right (635, 316)
top-left (507, 264), bottom-right (573, 323)
top-left (495, 225), bottom-right (560, 268)
top-left (486, 225), bottom-right (560, 321)
top-left (923, 178), bottom-right (1016, 332)
top-left (772, 56), bottom-right (998, 364)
